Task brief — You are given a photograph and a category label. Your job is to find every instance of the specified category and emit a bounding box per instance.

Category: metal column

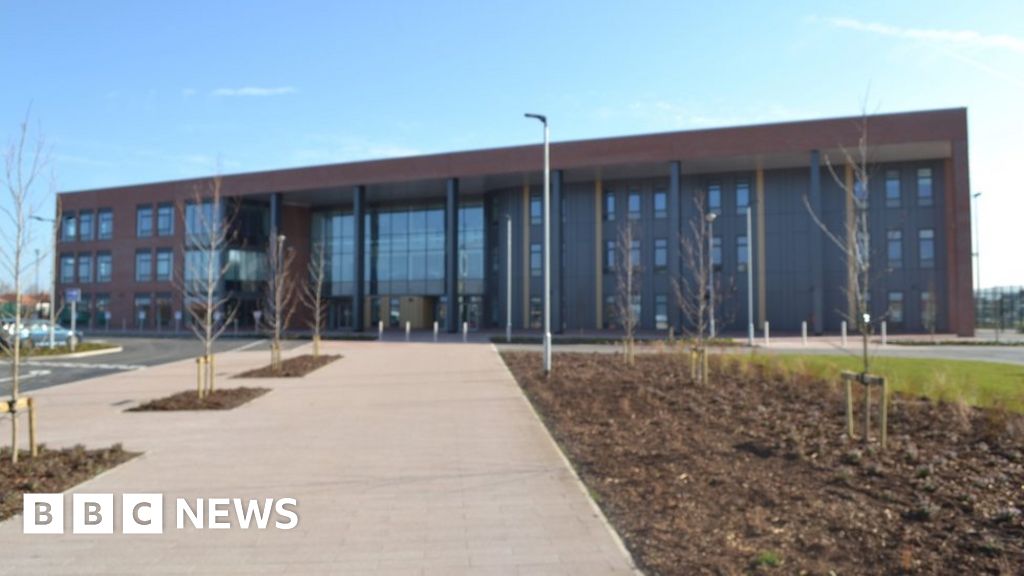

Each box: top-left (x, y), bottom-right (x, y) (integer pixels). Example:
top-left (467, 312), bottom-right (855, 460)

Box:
top-left (445, 178), bottom-right (460, 333)
top-left (353, 185), bottom-right (366, 332)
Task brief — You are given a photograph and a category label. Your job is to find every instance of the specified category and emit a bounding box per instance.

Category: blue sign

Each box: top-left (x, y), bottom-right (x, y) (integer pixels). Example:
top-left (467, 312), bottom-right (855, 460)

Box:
top-left (65, 288), bottom-right (82, 303)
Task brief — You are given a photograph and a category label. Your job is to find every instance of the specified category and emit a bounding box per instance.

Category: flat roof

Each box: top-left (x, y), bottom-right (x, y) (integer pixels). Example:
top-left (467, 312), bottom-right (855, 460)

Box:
top-left (62, 107), bottom-right (967, 199)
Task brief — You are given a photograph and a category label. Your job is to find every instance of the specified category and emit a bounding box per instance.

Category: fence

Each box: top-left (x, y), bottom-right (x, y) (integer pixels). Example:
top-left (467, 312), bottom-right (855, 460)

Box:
top-left (975, 286), bottom-right (1024, 332)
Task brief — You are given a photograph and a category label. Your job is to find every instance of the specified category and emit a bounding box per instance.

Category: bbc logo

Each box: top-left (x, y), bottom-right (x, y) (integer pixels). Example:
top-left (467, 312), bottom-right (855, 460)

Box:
top-left (24, 493), bottom-right (163, 535)
top-left (24, 493), bottom-right (299, 534)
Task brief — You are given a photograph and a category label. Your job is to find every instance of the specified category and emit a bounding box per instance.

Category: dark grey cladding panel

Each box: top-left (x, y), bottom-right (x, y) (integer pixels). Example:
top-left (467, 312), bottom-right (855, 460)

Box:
top-left (560, 182), bottom-right (597, 331)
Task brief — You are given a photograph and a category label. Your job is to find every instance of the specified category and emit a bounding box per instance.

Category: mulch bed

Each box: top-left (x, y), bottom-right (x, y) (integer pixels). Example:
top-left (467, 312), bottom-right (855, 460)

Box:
top-left (233, 354), bottom-right (340, 378)
top-left (0, 444), bottom-right (138, 520)
top-left (502, 351), bottom-right (1024, 575)
top-left (127, 387), bottom-right (269, 411)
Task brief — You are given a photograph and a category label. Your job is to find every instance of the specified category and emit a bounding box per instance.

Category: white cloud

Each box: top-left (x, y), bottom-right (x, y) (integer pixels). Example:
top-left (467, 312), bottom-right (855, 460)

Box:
top-left (823, 17), bottom-right (1024, 54)
top-left (211, 86), bottom-right (297, 97)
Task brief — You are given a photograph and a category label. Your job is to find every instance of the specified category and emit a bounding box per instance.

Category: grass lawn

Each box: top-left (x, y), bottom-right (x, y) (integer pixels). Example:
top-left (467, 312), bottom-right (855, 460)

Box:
top-left (753, 353), bottom-right (1024, 412)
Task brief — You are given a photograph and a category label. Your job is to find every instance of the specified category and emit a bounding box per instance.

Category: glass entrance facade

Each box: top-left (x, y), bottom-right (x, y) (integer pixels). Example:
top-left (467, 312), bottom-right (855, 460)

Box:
top-left (312, 202), bottom-right (486, 329)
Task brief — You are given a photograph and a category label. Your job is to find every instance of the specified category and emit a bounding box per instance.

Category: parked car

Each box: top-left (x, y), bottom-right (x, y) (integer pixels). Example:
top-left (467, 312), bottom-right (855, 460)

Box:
top-left (18, 321), bottom-right (84, 349)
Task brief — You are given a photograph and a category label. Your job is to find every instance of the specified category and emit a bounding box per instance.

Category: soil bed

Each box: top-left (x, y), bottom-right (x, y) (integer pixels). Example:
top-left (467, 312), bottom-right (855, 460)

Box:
top-left (502, 351), bottom-right (1024, 575)
top-left (233, 354), bottom-right (340, 378)
top-left (0, 444), bottom-right (137, 520)
top-left (128, 387), bottom-right (269, 411)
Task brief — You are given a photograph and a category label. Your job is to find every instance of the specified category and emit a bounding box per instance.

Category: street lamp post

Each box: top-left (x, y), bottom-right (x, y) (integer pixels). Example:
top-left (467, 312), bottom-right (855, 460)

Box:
top-left (746, 206), bottom-right (754, 346)
top-left (706, 212), bottom-right (718, 339)
top-left (506, 214), bottom-right (512, 343)
top-left (524, 113), bottom-right (551, 375)
top-left (973, 191), bottom-right (982, 291)
top-left (31, 215), bottom-right (58, 348)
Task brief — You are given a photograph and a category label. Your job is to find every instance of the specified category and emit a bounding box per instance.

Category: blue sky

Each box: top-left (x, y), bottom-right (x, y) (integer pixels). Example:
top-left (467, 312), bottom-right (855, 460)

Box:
top-left (1, 0), bottom-right (1021, 288)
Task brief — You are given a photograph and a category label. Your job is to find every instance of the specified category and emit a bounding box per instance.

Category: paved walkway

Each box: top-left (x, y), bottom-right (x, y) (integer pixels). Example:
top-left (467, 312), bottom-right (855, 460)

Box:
top-left (0, 342), bottom-right (637, 575)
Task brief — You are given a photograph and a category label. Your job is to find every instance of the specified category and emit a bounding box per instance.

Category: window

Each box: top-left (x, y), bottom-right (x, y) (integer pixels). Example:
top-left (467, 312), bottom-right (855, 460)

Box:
top-left (157, 204), bottom-right (174, 236)
top-left (97, 252), bottom-right (112, 282)
top-left (707, 183), bottom-right (721, 214)
top-left (735, 180), bottom-right (750, 215)
top-left (629, 240), bottom-right (641, 270)
top-left (603, 295), bottom-right (617, 329)
top-left (530, 194), bottom-right (542, 225)
top-left (854, 180), bottom-right (868, 207)
top-left (917, 168), bottom-right (933, 207)
top-left (655, 294), bottom-right (668, 330)
top-left (78, 211), bottom-right (94, 241)
top-left (605, 240), bottom-right (615, 272)
top-left (137, 206), bottom-right (153, 238)
top-left (604, 192), bottom-right (616, 221)
top-left (530, 243), bottom-right (541, 277)
top-left (98, 209), bottom-right (113, 239)
top-left (94, 294), bottom-right (110, 327)
top-left (888, 291), bottom-right (904, 323)
top-left (630, 294), bottom-right (642, 323)
top-left (654, 189), bottom-right (667, 219)
top-left (77, 253), bottom-right (93, 283)
top-left (737, 235), bottom-right (749, 272)
top-left (887, 230), bottom-right (903, 268)
top-left (918, 229), bottom-right (935, 268)
top-left (185, 201), bottom-right (215, 236)
top-left (921, 291), bottom-right (935, 330)
top-left (529, 296), bottom-right (542, 329)
top-left (885, 170), bottom-right (901, 208)
top-left (628, 190), bottom-right (641, 219)
top-left (135, 250), bottom-right (152, 282)
top-left (654, 238), bottom-right (668, 271)
top-left (62, 213), bottom-right (76, 242)
top-left (156, 249), bottom-right (173, 281)
top-left (712, 236), bottom-right (722, 269)
top-left (134, 294), bottom-right (152, 328)
top-left (60, 254), bottom-right (75, 283)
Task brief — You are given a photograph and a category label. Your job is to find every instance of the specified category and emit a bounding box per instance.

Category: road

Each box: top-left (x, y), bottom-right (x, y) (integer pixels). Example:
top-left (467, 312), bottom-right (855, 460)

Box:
top-left (0, 337), bottom-right (304, 393)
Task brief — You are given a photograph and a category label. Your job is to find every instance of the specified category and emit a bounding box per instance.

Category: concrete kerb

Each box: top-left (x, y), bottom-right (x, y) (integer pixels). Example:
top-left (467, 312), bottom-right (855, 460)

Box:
top-left (25, 345), bottom-right (124, 360)
top-left (490, 343), bottom-right (644, 575)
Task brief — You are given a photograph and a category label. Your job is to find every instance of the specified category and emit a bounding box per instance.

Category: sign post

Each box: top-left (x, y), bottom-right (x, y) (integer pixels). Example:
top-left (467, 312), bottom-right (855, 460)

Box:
top-left (65, 289), bottom-right (81, 352)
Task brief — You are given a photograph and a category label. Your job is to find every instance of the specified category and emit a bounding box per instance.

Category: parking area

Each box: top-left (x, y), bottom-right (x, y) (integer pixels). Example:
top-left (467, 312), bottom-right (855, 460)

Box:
top-left (0, 337), bottom-right (303, 393)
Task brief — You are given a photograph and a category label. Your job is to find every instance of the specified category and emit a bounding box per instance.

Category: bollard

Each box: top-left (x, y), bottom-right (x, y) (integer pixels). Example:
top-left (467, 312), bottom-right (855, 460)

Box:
top-left (841, 320), bottom-right (847, 347)
top-left (763, 321), bottom-right (770, 347)
top-left (881, 321), bottom-right (888, 346)
top-left (378, 320), bottom-right (383, 340)
top-left (462, 322), bottom-right (468, 343)
top-left (801, 321), bottom-right (808, 346)
top-left (405, 321), bottom-right (410, 342)
top-left (433, 321), bottom-right (439, 343)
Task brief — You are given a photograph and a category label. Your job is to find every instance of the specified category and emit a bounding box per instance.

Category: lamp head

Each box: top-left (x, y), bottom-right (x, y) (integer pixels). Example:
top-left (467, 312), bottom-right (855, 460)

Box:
top-left (705, 212), bottom-right (718, 223)
top-left (524, 113), bottom-right (547, 125)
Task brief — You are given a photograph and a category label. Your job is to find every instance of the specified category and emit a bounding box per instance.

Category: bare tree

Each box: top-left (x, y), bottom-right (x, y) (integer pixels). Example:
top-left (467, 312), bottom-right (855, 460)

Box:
top-left (46, 194), bottom-right (62, 348)
top-left (1, 112), bottom-right (49, 463)
top-left (673, 196), bottom-right (719, 385)
top-left (614, 221), bottom-right (641, 365)
top-left (264, 233), bottom-right (296, 370)
top-left (802, 109), bottom-right (875, 374)
top-left (180, 176), bottom-right (237, 397)
top-left (300, 237), bottom-right (328, 357)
